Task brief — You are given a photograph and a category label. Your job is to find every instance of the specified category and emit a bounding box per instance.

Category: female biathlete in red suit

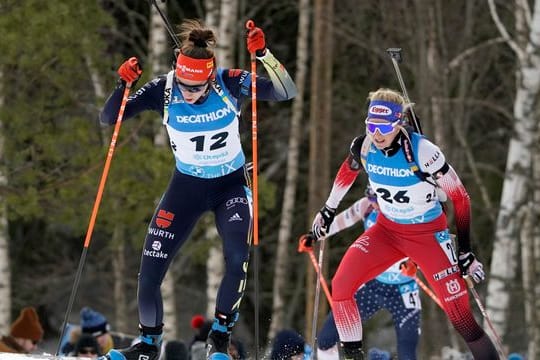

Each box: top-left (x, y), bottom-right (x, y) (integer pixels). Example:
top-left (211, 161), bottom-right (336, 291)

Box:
top-left (306, 88), bottom-right (499, 360)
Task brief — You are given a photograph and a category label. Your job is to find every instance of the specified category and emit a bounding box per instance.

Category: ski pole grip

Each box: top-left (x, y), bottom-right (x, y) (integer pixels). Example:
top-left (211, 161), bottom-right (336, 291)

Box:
top-left (246, 20), bottom-right (255, 30)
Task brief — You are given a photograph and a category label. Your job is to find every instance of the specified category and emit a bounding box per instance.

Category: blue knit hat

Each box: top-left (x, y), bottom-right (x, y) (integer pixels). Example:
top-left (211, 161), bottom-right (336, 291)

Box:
top-left (80, 307), bottom-right (109, 336)
top-left (270, 329), bottom-right (306, 360)
top-left (367, 348), bottom-right (391, 360)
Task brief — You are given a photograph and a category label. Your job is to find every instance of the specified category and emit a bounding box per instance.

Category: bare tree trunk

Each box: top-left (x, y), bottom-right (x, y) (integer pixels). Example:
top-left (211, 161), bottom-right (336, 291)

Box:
top-left (520, 205), bottom-right (537, 359)
top-left (217, 0), bottom-right (237, 68)
top-left (523, 92), bottom-right (540, 360)
top-left (533, 140), bottom-right (540, 360)
top-left (268, 0), bottom-right (310, 340)
top-left (306, 0), bottom-right (333, 340)
top-left (486, 0), bottom-right (540, 341)
top-left (0, 68), bottom-right (11, 335)
top-left (205, 0), bottom-right (220, 34)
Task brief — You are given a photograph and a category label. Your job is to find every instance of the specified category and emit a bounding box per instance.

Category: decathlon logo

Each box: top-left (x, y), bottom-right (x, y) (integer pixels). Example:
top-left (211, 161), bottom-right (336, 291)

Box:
top-left (367, 164), bottom-right (414, 177)
top-left (138, 355), bottom-right (150, 360)
top-left (176, 106), bottom-right (232, 124)
top-left (369, 105), bottom-right (392, 116)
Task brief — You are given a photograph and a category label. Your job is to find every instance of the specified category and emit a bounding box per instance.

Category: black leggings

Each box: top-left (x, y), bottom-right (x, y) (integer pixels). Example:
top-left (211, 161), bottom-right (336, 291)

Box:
top-left (137, 168), bottom-right (252, 327)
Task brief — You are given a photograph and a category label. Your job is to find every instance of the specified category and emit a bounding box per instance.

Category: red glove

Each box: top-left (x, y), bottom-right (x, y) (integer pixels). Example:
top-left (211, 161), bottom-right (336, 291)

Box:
top-left (298, 233), bottom-right (315, 253)
top-left (400, 259), bottom-right (418, 277)
top-left (247, 27), bottom-right (266, 56)
top-left (117, 57), bottom-right (142, 83)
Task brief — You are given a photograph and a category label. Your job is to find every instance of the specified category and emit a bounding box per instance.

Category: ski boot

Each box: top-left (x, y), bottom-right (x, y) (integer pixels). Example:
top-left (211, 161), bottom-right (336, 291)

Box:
top-left (206, 311), bottom-right (238, 359)
top-left (104, 326), bottom-right (162, 360)
top-left (339, 341), bottom-right (364, 360)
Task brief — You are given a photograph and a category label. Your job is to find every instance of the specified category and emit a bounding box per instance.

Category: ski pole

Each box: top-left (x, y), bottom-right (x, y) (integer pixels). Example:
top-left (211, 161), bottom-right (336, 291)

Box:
top-left (148, 0), bottom-right (181, 48)
top-left (310, 237), bottom-right (327, 356)
top-left (245, 19), bottom-right (261, 360)
top-left (414, 276), bottom-right (443, 309)
top-left (246, 19), bottom-right (259, 247)
top-left (297, 236), bottom-right (334, 309)
top-left (56, 82), bottom-right (133, 355)
top-left (307, 249), bottom-right (333, 308)
top-left (386, 48), bottom-right (423, 134)
top-left (298, 234), bottom-right (333, 308)
top-left (464, 276), bottom-right (507, 359)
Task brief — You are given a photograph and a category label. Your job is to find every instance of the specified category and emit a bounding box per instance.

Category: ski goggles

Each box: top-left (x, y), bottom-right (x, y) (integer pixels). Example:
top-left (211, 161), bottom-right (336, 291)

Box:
top-left (176, 79), bottom-right (209, 93)
top-left (365, 118), bottom-right (400, 135)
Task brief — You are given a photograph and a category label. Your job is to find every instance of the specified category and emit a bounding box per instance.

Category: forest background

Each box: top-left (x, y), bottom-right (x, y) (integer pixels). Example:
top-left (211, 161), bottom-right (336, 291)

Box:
top-left (1, 0), bottom-right (539, 359)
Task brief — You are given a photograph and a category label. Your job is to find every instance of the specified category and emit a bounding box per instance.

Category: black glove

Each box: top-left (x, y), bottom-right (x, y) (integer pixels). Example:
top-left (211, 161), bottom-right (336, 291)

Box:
top-left (458, 252), bottom-right (485, 283)
top-left (311, 205), bottom-right (336, 239)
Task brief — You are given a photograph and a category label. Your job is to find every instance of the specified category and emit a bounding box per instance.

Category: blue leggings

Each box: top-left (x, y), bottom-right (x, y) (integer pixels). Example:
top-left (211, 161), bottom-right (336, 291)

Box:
top-left (317, 280), bottom-right (420, 359)
top-left (137, 168), bottom-right (252, 327)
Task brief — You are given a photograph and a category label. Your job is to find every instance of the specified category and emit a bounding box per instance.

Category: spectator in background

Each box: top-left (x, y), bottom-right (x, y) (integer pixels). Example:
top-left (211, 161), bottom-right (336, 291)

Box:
top-left (80, 307), bottom-right (114, 354)
top-left (228, 338), bottom-right (246, 360)
top-left (73, 333), bottom-right (101, 358)
top-left (164, 340), bottom-right (188, 360)
top-left (0, 306), bottom-right (44, 353)
top-left (507, 354), bottom-right (523, 360)
top-left (270, 329), bottom-right (311, 360)
top-left (188, 315), bottom-right (213, 360)
top-left (61, 307), bottom-right (115, 355)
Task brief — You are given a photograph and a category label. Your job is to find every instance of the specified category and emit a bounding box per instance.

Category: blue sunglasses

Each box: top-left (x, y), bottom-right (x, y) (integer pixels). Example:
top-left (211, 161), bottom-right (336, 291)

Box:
top-left (365, 118), bottom-right (400, 135)
top-left (176, 79), bottom-right (209, 93)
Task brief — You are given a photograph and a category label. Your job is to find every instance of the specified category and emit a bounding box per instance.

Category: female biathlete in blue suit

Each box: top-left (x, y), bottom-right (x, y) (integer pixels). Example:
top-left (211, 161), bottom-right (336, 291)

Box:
top-left (307, 88), bottom-right (498, 359)
top-left (100, 19), bottom-right (297, 360)
top-left (314, 186), bottom-right (421, 360)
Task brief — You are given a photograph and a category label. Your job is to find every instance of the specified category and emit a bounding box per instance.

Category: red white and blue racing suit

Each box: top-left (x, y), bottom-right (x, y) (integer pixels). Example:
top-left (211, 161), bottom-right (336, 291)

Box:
top-left (318, 132), bottom-right (498, 359)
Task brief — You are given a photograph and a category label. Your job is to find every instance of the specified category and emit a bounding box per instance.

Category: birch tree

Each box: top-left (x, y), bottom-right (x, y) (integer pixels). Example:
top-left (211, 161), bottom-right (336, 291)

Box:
top-left (306, 0), bottom-right (333, 340)
top-left (268, 0), bottom-right (310, 340)
top-left (486, 0), bottom-right (540, 350)
top-left (0, 68), bottom-right (11, 335)
top-left (146, 0), bottom-right (179, 339)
